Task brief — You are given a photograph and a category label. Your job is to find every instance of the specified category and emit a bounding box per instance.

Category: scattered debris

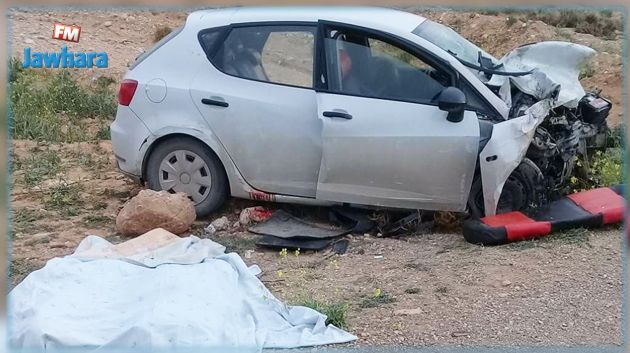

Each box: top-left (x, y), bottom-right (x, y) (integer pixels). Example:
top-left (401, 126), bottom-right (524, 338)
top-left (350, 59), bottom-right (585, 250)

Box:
top-left (330, 208), bottom-right (375, 233)
top-left (374, 211), bottom-right (434, 237)
top-left (249, 209), bottom-right (349, 239)
top-left (204, 225), bottom-right (216, 235)
top-left (331, 239), bottom-right (349, 255)
top-left (463, 185), bottom-right (624, 245)
top-left (256, 235), bottom-right (332, 251)
top-left (115, 189), bottom-right (195, 236)
top-left (205, 216), bottom-right (230, 235)
top-left (239, 206), bottom-right (273, 226)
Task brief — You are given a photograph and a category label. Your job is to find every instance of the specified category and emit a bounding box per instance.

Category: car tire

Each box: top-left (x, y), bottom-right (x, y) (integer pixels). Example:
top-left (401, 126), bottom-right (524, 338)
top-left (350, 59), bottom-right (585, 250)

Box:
top-left (467, 158), bottom-right (544, 219)
top-left (145, 137), bottom-right (228, 217)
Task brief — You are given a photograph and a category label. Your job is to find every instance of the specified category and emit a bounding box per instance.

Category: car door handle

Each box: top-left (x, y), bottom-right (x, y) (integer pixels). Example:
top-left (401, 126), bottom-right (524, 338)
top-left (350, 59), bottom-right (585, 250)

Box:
top-left (201, 97), bottom-right (229, 108)
top-left (323, 111), bottom-right (352, 120)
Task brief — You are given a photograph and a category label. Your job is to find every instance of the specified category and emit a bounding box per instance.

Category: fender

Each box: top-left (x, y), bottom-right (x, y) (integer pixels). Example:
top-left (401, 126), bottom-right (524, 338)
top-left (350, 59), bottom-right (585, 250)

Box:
top-left (139, 126), bottom-right (253, 200)
top-left (479, 98), bottom-right (553, 215)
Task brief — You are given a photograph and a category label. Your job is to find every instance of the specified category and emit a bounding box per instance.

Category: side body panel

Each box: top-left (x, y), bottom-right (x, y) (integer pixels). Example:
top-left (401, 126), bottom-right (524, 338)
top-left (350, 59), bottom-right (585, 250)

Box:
top-left (189, 62), bottom-right (322, 198)
top-left (316, 93), bottom-right (480, 211)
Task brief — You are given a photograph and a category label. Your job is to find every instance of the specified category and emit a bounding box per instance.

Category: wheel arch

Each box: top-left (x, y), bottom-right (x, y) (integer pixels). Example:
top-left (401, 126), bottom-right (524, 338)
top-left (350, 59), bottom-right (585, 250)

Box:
top-left (141, 131), bottom-right (231, 196)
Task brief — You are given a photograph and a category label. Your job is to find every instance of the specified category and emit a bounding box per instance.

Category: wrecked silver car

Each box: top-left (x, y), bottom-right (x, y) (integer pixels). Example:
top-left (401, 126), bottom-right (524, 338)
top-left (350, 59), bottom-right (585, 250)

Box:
top-left (414, 21), bottom-right (611, 216)
top-left (111, 7), bottom-right (611, 217)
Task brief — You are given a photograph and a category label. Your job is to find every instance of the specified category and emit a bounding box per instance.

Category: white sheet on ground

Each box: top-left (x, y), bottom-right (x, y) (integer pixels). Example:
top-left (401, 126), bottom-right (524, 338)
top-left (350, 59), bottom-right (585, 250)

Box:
top-left (9, 229), bottom-right (356, 352)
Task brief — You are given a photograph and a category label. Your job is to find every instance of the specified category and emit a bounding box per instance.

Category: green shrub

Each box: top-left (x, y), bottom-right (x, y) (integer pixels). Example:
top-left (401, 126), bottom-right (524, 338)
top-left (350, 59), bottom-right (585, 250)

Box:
top-left (9, 57), bottom-right (24, 83)
top-left (10, 62), bottom-right (116, 142)
top-left (359, 291), bottom-right (395, 308)
top-left (607, 124), bottom-right (624, 148)
top-left (505, 16), bottom-right (518, 27)
top-left (526, 10), bottom-right (620, 39)
top-left (298, 297), bottom-right (349, 329)
top-left (578, 60), bottom-right (594, 79)
top-left (44, 181), bottom-right (84, 217)
top-left (572, 147), bottom-right (623, 190)
top-left (153, 25), bottom-right (172, 43)
top-left (19, 149), bottom-right (63, 187)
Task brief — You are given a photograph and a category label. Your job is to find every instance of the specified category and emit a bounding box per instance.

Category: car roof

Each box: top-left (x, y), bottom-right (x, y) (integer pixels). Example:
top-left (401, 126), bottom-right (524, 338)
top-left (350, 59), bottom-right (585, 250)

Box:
top-left (187, 6), bottom-right (427, 34)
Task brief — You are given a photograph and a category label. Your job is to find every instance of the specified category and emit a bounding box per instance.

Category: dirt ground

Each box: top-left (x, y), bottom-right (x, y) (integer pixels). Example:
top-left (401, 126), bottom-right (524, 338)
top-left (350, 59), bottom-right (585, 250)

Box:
top-left (8, 8), bottom-right (625, 347)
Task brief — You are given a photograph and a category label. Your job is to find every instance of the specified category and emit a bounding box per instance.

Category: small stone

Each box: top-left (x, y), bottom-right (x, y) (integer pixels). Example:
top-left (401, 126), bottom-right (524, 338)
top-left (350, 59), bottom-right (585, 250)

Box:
top-left (394, 308), bottom-right (423, 316)
top-left (24, 232), bottom-right (52, 246)
top-left (104, 21), bottom-right (113, 27)
top-left (498, 293), bottom-right (509, 298)
top-left (24, 38), bottom-right (34, 44)
top-left (501, 280), bottom-right (512, 287)
top-left (245, 250), bottom-right (255, 259)
top-left (210, 216), bottom-right (230, 232)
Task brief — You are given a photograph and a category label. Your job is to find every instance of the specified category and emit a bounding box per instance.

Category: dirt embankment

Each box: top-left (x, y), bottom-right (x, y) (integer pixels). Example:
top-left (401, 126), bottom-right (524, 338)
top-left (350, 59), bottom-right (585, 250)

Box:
top-left (10, 9), bottom-right (624, 124)
top-left (422, 11), bottom-right (624, 125)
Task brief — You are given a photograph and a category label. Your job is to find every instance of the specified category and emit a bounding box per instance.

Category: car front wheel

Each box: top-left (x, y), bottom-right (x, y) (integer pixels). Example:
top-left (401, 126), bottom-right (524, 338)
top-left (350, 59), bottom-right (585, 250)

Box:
top-left (145, 137), bottom-right (228, 217)
top-left (467, 158), bottom-right (544, 219)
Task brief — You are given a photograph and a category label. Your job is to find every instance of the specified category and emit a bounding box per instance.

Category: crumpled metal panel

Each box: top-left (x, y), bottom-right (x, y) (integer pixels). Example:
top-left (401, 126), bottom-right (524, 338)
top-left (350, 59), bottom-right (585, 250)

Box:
top-left (479, 98), bottom-right (553, 216)
top-left (489, 41), bottom-right (596, 108)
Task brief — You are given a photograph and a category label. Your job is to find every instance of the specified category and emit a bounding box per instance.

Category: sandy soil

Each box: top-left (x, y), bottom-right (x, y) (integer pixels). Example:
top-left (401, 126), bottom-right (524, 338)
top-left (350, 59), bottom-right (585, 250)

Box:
top-left (8, 8), bottom-right (625, 347)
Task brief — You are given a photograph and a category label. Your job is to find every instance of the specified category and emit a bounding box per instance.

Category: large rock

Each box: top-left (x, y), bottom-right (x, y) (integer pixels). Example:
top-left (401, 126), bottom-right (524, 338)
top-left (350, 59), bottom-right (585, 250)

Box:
top-left (116, 189), bottom-right (196, 236)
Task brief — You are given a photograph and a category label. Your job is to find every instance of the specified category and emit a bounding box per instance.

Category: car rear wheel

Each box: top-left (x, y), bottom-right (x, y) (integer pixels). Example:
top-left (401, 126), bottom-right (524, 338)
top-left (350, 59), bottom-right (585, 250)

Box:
top-left (468, 158), bottom-right (544, 219)
top-left (145, 137), bottom-right (228, 217)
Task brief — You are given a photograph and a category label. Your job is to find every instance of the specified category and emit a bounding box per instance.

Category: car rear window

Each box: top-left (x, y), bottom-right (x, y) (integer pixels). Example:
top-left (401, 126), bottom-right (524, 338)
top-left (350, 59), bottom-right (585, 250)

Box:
top-left (130, 26), bottom-right (184, 70)
top-left (208, 25), bottom-right (316, 88)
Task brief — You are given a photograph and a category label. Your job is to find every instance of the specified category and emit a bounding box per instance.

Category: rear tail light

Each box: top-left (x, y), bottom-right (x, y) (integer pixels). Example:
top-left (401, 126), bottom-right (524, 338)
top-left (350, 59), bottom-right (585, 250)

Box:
top-left (118, 79), bottom-right (138, 106)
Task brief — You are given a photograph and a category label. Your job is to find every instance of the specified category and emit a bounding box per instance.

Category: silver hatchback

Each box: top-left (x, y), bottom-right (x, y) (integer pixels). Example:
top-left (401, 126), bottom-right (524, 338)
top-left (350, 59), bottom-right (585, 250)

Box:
top-left (111, 7), bottom-right (611, 217)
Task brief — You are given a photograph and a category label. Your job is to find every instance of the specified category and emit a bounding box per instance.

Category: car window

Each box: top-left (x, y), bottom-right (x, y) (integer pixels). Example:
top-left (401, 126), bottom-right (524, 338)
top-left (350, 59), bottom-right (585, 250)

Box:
top-left (324, 28), bottom-right (449, 103)
top-left (460, 80), bottom-right (493, 115)
top-left (198, 28), bottom-right (224, 55)
top-left (212, 25), bottom-right (316, 88)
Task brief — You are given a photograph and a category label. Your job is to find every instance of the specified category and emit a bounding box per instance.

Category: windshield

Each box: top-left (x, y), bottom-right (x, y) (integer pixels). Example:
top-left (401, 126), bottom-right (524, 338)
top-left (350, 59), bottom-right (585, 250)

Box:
top-left (412, 20), bottom-right (496, 64)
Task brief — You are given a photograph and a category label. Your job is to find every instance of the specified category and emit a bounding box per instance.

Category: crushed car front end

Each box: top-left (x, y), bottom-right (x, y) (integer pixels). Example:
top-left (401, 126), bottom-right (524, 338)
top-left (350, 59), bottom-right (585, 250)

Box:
top-left (414, 20), bottom-right (612, 216)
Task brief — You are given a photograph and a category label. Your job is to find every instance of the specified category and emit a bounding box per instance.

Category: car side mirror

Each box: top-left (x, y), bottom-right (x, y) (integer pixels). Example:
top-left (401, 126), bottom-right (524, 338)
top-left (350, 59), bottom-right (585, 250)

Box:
top-left (436, 87), bottom-right (467, 123)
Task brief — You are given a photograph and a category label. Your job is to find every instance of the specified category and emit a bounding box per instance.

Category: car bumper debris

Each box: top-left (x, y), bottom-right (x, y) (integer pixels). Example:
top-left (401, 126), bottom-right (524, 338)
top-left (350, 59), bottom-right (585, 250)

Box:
top-left (463, 185), bottom-right (625, 245)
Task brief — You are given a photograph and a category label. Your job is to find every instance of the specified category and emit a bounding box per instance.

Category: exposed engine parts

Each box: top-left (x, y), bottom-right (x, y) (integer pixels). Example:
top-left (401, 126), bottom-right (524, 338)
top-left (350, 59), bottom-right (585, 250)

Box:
top-left (511, 91), bottom-right (611, 199)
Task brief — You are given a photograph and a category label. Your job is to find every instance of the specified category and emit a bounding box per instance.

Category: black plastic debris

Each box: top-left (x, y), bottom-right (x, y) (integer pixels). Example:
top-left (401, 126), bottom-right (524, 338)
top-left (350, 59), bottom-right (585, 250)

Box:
top-left (255, 235), bottom-right (332, 251)
top-left (249, 210), bottom-right (350, 239)
top-left (250, 209), bottom-right (350, 250)
top-left (331, 239), bottom-right (349, 255)
top-left (329, 207), bottom-right (375, 233)
top-left (377, 211), bottom-right (434, 237)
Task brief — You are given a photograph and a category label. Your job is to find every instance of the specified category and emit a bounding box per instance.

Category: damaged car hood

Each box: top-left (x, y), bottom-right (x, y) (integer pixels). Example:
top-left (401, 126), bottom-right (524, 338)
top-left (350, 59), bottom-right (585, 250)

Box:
top-left (488, 41), bottom-right (596, 109)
